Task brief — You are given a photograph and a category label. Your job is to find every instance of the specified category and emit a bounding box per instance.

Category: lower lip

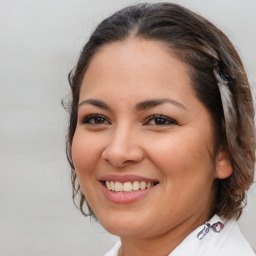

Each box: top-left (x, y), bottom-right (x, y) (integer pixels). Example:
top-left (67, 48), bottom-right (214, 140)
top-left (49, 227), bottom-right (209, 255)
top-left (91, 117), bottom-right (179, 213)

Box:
top-left (101, 183), bottom-right (156, 204)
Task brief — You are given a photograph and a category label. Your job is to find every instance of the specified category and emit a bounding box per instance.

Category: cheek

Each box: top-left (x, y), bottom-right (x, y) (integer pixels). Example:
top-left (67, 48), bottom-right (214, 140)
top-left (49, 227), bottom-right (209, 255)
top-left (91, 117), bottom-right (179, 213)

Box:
top-left (71, 131), bottom-right (105, 209)
top-left (71, 131), bottom-right (101, 177)
top-left (146, 131), bottom-right (215, 180)
top-left (147, 133), bottom-right (216, 216)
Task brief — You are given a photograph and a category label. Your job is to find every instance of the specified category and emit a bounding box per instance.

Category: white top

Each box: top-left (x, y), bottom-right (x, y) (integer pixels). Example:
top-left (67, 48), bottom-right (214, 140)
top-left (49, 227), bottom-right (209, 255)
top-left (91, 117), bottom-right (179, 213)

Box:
top-left (104, 215), bottom-right (255, 256)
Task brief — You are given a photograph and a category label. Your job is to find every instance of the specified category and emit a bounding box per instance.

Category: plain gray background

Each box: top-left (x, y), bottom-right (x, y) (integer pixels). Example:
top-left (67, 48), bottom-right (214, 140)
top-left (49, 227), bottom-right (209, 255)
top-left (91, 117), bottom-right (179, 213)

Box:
top-left (0, 0), bottom-right (255, 255)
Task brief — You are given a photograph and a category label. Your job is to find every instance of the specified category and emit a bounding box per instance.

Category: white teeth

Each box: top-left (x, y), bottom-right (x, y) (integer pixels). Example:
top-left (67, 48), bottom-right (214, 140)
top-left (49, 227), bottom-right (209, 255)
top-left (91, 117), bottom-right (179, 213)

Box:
top-left (140, 181), bottom-right (147, 190)
top-left (147, 182), bottom-right (152, 188)
top-left (106, 181), bottom-right (111, 190)
top-left (132, 181), bottom-right (140, 191)
top-left (111, 181), bottom-right (115, 191)
top-left (105, 180), bottom-right (156, 192)
top-left (115, 182), bottom-right (122, 192)
top-left (123, 182), bottom-right (133, 192)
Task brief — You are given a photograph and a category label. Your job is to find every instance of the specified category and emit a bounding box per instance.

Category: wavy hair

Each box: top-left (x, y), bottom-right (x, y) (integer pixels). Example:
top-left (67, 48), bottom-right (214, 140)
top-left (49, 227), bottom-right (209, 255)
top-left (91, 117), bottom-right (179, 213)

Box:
top-left (66, 3), bottom-right (255, 220)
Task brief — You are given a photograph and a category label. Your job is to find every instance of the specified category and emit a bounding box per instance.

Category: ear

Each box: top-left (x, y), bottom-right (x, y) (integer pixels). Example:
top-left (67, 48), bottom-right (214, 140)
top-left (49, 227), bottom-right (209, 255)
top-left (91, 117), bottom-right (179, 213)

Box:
top-left (215, 149), bottom-right (233, 179)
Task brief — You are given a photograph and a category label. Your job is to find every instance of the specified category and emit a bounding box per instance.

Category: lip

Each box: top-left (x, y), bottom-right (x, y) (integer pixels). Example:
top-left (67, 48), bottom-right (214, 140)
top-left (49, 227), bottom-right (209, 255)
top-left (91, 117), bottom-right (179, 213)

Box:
top-left (99, 174), bottom-right (159, 204)
top-left (101, 183), bottom-right (157, 204)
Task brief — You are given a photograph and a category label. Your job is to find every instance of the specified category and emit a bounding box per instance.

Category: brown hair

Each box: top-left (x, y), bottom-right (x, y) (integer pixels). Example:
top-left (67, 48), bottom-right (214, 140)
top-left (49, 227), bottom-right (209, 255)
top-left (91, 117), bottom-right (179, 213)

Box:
top-left (66, 3), bottom-right (255, 220)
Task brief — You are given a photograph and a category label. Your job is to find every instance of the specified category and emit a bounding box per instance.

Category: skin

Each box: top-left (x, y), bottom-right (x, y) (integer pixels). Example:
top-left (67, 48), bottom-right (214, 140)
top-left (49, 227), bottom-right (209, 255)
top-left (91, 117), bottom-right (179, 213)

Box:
top-left (72, 39), bottom-right (232, 256)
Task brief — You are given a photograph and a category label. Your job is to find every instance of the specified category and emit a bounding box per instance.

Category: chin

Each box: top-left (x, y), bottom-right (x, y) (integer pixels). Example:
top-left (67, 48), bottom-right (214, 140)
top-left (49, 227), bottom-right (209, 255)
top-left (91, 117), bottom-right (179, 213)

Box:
top-left (98, 212), bottom-right (149, 237)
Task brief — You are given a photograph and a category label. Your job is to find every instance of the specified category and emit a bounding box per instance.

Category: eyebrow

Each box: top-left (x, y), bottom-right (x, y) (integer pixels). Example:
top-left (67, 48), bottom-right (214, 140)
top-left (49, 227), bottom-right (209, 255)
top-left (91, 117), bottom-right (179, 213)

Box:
top-left (136, 98), bottom-right (186, 111)
top-left (78, 98), bottom-right (186, 111)
top-left (78, 99), bottom-right (110, 109)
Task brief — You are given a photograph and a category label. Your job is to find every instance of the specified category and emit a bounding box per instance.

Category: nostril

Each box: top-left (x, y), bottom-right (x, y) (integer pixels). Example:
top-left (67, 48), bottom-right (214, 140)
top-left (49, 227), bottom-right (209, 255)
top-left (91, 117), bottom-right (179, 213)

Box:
top-left (102, 151), bottom-right (143, 168)
top-left (123, 159), bottom-right (136, 165)
top-left (101, 134), bottom-right (145, 167)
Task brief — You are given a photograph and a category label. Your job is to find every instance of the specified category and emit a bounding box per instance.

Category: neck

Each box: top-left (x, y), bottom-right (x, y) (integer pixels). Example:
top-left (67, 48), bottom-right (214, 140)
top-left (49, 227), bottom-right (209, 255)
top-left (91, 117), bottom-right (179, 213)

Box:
top-left (118, 212), bottom-right (213, 256)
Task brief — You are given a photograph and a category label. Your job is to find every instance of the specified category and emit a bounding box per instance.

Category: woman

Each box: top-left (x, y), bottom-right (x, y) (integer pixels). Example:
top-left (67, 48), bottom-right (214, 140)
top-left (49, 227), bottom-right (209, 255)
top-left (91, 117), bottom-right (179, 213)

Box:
top-left (66, 3), bottom-right (255, 255)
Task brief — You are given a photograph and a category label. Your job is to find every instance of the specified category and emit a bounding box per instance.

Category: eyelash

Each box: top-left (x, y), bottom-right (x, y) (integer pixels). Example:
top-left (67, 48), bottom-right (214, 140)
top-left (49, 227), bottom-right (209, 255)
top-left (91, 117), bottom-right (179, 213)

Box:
top-left (80, 114), bottom-right (110, 125)
top-left (145, 115), bottom-right (177, 126)
top-left (80, 114), bottom-right (177, 126)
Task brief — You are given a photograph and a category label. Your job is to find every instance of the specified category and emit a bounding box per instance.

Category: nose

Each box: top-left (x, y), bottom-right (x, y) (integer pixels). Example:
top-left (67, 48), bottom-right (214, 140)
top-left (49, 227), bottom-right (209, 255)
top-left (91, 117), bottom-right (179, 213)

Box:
top-left (101, 125), bottom-right (145, 168)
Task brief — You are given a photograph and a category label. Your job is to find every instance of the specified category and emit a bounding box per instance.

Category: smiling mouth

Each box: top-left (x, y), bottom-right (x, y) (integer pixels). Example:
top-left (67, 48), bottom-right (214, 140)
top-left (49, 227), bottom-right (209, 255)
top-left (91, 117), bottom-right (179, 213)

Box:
top-left (101, 180), bottom-right (159, 193)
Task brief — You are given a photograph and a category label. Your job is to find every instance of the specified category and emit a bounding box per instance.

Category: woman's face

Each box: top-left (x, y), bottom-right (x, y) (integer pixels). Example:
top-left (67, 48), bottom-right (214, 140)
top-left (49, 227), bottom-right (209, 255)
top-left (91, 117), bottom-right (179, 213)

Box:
top-left (72, 39), bottom-right (228, 238)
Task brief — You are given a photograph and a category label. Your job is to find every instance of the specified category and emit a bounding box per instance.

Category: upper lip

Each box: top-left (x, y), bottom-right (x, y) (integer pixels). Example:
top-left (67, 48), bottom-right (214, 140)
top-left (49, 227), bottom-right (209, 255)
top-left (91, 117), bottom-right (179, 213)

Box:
top-left (99, 174), bottom-right (159, 183)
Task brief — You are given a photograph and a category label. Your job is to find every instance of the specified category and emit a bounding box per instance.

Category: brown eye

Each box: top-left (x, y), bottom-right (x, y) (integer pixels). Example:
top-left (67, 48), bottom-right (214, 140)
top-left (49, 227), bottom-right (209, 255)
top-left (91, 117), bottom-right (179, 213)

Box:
top-left (146, 115), bottom-right (177, 126)
top-left (81, 114), bottom-right (110, 125)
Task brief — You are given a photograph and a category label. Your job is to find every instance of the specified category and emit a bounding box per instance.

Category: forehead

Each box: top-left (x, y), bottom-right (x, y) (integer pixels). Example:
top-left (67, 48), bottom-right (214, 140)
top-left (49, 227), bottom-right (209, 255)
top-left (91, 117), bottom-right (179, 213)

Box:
top-left (80, 39), bottom-right (195, 101)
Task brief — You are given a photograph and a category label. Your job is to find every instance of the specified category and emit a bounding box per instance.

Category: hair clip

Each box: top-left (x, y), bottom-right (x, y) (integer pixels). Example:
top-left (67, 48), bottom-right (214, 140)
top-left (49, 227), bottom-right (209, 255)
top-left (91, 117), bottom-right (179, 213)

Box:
top-left (213, 68), bottom-right (237, 137)
top-left (219, 72), bottom-right (233, 82)
top-left (217, 62), bottom-right (234, 82)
